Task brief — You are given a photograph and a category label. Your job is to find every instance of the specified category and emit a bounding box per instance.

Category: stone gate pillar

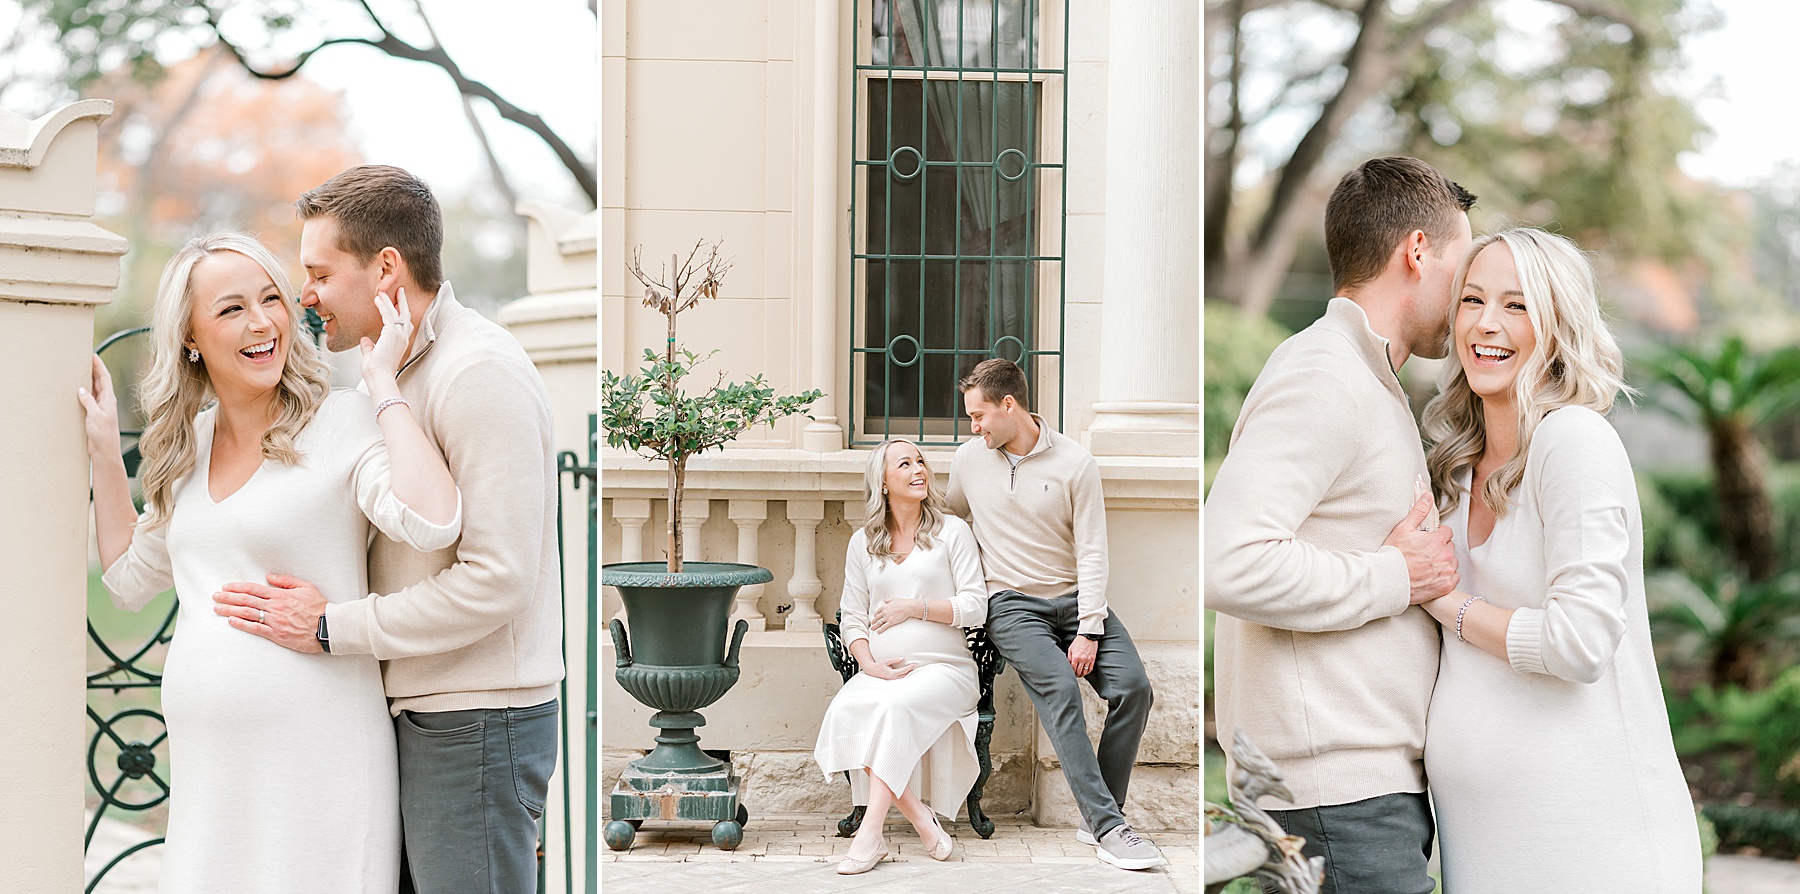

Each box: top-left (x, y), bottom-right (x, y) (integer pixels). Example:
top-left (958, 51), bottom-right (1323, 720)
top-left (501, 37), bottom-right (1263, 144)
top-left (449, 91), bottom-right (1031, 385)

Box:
top-left (0, 100), bottom-right (128, 890)
top-left (499, 201), bottom-right (596, 894)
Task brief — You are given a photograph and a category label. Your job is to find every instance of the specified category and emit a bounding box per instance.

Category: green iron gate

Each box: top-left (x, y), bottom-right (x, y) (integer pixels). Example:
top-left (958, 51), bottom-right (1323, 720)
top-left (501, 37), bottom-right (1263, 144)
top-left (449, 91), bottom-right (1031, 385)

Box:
top-left (84, 323), bottom-right (597, 893)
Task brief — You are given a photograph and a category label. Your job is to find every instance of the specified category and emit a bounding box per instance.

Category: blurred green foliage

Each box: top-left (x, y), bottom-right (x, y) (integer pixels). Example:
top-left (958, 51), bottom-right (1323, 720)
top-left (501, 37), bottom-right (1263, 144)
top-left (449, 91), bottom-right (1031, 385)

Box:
top-left (1204, 302), bottom-right (1290, 461)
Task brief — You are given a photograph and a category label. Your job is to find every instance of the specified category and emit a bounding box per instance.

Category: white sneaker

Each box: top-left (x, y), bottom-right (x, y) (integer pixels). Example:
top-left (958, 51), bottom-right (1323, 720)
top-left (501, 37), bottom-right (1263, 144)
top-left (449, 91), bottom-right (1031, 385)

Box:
top-left (1074, 816), bottom-right (1096, 846)
top-left (1095, 824), bottom-right (1166, 871)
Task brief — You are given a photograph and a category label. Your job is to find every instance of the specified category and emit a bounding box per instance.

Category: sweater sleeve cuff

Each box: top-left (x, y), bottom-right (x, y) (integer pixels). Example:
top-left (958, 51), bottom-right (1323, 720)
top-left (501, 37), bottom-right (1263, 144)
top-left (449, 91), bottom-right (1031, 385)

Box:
top-left (1374, 546), bottom-right (1414, 619)
top-left (325, 599), bottom-right (376, 656)
top-left (372, 489), bottom-right (463, 552)
top-left (1506, 606), bottom-right (1549, 675)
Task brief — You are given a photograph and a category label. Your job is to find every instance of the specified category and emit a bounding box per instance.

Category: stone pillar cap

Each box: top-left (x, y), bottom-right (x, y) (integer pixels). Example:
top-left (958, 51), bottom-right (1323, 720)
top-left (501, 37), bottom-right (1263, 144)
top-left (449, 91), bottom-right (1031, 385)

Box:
top-left (516, 201), bottom-right (597, 256)
top-left (0, 100), bottom-right (114, 169)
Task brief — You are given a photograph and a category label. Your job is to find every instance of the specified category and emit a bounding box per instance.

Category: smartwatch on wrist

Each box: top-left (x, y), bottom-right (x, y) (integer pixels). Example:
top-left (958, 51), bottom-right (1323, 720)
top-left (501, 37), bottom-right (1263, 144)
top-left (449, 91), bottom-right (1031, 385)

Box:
top-left (316, 613), bottom-right (331, 653)
top-left (1078, 633), bottom-right (1101, 642)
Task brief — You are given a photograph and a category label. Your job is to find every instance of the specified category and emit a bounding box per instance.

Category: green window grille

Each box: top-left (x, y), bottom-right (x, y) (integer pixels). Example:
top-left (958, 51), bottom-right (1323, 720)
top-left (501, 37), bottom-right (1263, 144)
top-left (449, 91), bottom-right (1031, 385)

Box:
top-left (851, 0), bottom-right (1069, 446)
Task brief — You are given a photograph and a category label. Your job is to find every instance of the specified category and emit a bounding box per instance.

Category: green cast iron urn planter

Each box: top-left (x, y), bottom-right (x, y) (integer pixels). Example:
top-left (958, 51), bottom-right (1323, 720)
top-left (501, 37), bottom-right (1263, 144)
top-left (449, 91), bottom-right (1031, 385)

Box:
top-left (602, 561), bottom-right (772, 851)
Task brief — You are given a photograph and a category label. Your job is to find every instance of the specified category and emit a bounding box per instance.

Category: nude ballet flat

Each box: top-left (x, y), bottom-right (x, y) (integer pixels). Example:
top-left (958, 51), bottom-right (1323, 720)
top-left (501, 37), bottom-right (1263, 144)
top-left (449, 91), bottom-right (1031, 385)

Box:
top-left (837, 839), bottom-right (889, 875)
top-left (926, 816), bottom-right (955, 861)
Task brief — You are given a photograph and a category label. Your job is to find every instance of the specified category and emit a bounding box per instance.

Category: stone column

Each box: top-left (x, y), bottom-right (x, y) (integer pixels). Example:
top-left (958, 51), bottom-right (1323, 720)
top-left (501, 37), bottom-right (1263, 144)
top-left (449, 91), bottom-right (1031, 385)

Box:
top-left (801, 0), bottom-right (846, 452)
top-left (1084, 0), bottom-right (1201, 458)
top-left (499, 202), bottom-right (595, 894)
top-left (728, 500), bottom-right (769, 631)
top-left (784, 499), bottom-right (826, 631)
top-left (0, 100), bottom-right (127, 893)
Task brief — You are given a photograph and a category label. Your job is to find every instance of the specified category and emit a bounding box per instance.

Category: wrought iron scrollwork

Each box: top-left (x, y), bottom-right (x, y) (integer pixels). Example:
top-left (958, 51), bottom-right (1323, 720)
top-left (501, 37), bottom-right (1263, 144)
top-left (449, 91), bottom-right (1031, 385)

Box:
top-left (85, 327), bottom-right (172, 892)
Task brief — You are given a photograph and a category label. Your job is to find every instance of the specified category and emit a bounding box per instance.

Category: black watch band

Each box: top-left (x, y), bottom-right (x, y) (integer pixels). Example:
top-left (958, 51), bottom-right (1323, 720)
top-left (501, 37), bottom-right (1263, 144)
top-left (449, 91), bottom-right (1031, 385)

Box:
top-left (316, 613), bottom-right (331, 653)
top-left (1078, 632), bottom-right (1101, 642)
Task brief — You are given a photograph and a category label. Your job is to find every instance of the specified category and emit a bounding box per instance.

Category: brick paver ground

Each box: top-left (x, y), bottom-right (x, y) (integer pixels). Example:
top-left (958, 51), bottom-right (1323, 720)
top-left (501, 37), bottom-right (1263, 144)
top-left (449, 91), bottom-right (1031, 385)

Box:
top-left (602, 816), bottom-right (1200, 893)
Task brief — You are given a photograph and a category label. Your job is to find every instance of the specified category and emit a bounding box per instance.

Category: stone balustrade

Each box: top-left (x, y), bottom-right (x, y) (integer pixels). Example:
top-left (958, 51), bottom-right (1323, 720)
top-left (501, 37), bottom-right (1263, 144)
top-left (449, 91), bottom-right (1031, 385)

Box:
top-left (599, 447), bottom-right (1201, 831)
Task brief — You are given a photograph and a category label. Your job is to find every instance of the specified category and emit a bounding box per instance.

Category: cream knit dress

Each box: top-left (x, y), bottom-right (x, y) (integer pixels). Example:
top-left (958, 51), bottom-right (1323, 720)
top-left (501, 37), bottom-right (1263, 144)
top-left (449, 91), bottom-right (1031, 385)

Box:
top-left (102, 390), bottom-right (462, 893)
top-left (814, 516), bottom-right (990, 819)
top-left (1425, 407), bottom-right (1701, 892)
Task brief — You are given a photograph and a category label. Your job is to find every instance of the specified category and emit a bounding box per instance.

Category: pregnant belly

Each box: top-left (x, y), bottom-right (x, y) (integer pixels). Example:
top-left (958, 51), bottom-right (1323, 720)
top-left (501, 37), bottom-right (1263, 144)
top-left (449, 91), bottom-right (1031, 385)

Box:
top-left (867, 620), bottom-right (973, 668)
top-left (161, 625), bottom-right (383, 735)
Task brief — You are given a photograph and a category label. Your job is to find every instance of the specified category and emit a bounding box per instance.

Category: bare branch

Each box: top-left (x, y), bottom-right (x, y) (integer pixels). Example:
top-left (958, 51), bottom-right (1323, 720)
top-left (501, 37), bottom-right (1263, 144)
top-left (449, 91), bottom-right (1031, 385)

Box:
top-left (203, 5), bottom-right (597, 204)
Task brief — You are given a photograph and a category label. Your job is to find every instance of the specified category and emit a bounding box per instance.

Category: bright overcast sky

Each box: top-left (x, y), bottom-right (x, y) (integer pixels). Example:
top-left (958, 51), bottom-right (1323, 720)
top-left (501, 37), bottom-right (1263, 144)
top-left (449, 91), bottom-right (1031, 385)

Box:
top-left (0, 0), bottom-right (596, 210)
top-left (1673, 0), bottom-right (1800, 188)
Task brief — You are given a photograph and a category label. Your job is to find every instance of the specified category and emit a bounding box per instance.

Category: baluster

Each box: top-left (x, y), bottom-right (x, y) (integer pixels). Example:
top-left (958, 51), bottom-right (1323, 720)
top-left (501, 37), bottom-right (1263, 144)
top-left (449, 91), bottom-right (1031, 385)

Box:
top-left (728, 499), bottom-right (768, 631)
top-left (610, 499), bottom-right (650, 624)
top-left (785, 500), bottom-right (825, 631)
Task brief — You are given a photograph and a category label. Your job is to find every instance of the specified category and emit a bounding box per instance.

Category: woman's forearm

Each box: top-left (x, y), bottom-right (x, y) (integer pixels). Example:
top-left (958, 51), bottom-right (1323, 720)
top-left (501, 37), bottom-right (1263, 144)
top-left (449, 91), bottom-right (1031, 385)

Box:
top-left (366, 373), bottom-right (458, 524)
top-left (92, 451), bottom-right (137, 570)
top-left (848, 638), bottom-right (875, 668)
top-left (1424, 590), bottom-right (1514, 661)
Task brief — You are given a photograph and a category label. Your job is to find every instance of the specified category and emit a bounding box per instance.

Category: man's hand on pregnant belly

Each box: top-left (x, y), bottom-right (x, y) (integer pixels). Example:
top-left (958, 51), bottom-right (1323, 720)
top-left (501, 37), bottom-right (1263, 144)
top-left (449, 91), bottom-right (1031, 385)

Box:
top-left (213, 573), bottom-right (328, 654)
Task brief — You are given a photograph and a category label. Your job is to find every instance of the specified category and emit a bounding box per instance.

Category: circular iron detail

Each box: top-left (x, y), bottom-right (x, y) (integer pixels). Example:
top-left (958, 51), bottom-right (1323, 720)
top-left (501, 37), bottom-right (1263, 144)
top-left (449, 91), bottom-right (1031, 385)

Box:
top-left (888, 145), bottom-right (924, 181)
top-left (887, 333), bottom-right (923, 368)
top-left (992, 336), bottom-right (1027, 365)
top-left (115, 742), bottom-right (157, 779)
top-left (87, 707), bottom-right (170, 811)
top-left (996, 148), bottom-right (1028, 182)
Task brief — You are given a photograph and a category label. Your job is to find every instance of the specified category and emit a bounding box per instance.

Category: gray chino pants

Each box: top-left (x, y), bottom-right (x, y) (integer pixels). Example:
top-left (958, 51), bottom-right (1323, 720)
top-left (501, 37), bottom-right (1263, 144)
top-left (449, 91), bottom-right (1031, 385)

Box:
top-left (395, 698), bottom-right (560, 894)
top-left (984, 590), bottom-right (1153, 840)
top-left (1263, 791), bottom-right (1435, 894)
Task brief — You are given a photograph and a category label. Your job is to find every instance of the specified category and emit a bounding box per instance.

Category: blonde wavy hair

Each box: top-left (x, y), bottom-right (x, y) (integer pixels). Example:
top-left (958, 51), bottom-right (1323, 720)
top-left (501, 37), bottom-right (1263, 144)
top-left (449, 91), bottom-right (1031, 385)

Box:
top-left (1423, 226), bottom-right (1634, 518)
top-left (137, 232), bottom-right (332, 528)
top-left (861, 438), bottom-right (949, 562)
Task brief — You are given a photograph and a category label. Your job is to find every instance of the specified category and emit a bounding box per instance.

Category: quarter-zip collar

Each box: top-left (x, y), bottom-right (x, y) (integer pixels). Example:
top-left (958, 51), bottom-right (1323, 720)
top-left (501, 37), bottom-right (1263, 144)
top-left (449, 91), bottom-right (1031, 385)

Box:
top-left (397, 280), bottom-right (458, 377)
top-left (1318, 296), bottom-right (1410, 407)
top-left (998, 412), bottom-right (1056, 493)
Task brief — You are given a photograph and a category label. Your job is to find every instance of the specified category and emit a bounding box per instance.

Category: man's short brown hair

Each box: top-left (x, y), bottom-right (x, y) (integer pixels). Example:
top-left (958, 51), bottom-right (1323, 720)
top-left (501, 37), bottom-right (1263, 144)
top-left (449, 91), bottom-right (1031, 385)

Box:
top-left (296, 165), bottom-right (445, 294)
top-left (957, 358), bottom-right (1030, 410)
top-left (1325, 156), bottom-right (1476, 293)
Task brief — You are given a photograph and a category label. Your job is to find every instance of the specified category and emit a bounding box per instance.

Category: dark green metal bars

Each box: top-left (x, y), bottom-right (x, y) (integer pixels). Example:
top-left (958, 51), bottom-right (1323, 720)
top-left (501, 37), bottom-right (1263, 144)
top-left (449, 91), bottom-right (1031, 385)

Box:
top-left (851, 0), bottom-right (1069, 445)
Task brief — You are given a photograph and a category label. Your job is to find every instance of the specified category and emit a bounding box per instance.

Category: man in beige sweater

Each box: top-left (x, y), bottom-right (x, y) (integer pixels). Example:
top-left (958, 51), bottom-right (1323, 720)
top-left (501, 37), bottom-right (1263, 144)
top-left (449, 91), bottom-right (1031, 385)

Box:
top-left (1205, 157), bottom-right (1471, 894)
top-left (948, 359), bottom-right (1164, 870)
top-left (213, 166), bottom-right (563, 893)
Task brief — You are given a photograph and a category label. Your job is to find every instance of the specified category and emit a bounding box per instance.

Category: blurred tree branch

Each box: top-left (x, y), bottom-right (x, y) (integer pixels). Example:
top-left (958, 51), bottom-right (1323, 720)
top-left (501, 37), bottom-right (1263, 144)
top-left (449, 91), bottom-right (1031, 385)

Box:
top-left (24, 0), bottom-right (596, 205)
top-left (1206, 0), bottom-right (1712, 316)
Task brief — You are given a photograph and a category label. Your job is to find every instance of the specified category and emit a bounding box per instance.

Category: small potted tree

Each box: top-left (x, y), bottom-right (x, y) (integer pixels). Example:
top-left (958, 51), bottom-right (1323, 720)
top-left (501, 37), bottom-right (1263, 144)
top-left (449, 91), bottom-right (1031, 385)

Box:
top-left (600, 239), bottom-right (822, 851)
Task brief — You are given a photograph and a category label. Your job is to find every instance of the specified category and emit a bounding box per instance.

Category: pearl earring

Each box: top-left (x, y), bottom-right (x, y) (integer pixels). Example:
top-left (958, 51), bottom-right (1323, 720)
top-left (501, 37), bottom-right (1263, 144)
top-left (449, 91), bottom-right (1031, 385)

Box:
top-left (187, 347), bottom-right (200, 362)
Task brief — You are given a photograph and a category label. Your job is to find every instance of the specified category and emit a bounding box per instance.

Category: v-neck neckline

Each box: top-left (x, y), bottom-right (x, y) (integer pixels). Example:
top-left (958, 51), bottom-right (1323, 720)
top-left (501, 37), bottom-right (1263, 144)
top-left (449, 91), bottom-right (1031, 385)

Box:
top-left (204, 419), bottom-right (265, 505)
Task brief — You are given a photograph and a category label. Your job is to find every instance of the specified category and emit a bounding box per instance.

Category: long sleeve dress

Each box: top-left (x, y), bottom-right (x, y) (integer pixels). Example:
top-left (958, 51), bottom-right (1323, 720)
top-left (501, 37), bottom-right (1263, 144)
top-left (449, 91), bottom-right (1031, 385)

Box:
top-left (1424, 406), bottom-right (1702, 892)
top-left (813, 515), bottom-right (991, 819)
top-left (102, 390), bottom-right (462, 894)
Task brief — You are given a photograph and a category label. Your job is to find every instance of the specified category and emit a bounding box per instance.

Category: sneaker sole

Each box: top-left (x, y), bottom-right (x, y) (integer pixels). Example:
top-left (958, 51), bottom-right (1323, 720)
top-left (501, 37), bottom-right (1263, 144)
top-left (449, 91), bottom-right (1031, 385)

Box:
top-left (1095, 846), bottom-right (1166, 871)
top-left (1075, 830), bottom-right (1096, 846)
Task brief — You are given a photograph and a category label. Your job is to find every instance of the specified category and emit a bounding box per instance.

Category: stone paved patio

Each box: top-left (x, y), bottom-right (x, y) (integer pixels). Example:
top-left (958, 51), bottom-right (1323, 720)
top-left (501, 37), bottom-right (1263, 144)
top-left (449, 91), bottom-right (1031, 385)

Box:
top-left (603, 816), bottom-right (1199, 893)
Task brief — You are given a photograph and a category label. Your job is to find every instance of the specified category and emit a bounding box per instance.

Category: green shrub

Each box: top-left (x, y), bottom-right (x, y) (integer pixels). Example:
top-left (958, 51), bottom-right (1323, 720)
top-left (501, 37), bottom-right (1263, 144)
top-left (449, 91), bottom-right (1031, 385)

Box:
top-left (1672, 667), bottom-right (1800, 801)
top-left (1703, 803), bottom-right (1800, 859)
top-left (1204, 302), bottom-right (1289, 461)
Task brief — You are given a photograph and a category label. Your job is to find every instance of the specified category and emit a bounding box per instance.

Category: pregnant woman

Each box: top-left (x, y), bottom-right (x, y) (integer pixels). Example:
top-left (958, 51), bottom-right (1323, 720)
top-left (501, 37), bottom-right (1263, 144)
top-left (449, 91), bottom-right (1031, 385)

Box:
top-left (1418, 226), bottom-right (1702, 892)
top-left (814, 438), bottom-right (990, 875)
top-left (80, 231), bottom-right (461, 892)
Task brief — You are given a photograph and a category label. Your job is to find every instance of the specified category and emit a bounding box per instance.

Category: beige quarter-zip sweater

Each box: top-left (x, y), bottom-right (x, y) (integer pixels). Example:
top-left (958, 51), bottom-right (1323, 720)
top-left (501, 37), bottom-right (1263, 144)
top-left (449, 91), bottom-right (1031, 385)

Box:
top-left (947, 415), bottom-right (1109, 636)
top-left (325, 282), bottom-right (566, 715)
top-left (1204, 297), bottom-right (1440, 809)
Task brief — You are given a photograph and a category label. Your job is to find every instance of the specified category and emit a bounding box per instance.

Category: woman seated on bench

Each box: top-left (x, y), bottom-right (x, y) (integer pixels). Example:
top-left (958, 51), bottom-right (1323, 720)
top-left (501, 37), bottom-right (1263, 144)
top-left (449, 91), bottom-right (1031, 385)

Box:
top-left (813, 438), bottom-right (990, 875)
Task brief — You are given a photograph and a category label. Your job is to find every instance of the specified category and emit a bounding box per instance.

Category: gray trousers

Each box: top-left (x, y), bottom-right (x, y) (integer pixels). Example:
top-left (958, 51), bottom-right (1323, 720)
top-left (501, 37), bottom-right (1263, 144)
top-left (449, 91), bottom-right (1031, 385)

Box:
top-left (1264, 791), bottom-right (1435, 894)
top-left (984, 590), bottom-right (1153, 839)
top-left (395, 698), bottom-right (560, 894)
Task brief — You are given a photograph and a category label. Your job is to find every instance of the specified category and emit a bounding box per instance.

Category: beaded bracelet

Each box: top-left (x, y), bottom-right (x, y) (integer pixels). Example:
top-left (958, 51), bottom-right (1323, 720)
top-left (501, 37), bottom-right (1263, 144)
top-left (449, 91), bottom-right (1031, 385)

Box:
top-left (1455, 594), bottom-right (1485, 642)
top-left (374, 397), bottom-right (410, 421)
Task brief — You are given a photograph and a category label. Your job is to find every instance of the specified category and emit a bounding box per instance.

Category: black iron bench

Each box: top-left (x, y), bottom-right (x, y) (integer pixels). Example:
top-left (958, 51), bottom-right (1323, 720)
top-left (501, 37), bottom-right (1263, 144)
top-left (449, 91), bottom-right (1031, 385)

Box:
top-left (822, 614), bottom-right (1006, 839)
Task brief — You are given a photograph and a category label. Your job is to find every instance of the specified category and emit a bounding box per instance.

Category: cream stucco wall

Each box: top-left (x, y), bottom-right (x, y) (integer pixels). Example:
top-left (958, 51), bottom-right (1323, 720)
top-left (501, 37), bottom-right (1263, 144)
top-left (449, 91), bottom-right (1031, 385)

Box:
top-left (601, 0), bottom-right (1199, 832)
